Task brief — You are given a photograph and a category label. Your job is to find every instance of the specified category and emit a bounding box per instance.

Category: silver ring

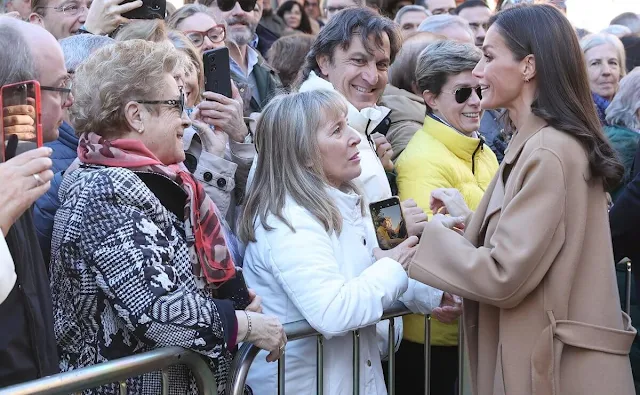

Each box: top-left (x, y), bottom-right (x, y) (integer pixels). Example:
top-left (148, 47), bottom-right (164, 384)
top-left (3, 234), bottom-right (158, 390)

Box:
top-left (33, 173), bottom-right (44, 186)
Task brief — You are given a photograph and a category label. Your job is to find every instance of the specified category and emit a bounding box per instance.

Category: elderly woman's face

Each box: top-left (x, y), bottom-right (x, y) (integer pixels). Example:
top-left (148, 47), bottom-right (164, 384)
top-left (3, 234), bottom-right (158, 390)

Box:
top-left (317, 33), bottom-right (391, 111)
top-left (317, 111), bottom-right (362, 188)
top-left (138, 73), bottom-right (191, 165)
top-left (425, 70), bottom-right (482, 134)
top-left (585, 43), bottom-right (621, 101)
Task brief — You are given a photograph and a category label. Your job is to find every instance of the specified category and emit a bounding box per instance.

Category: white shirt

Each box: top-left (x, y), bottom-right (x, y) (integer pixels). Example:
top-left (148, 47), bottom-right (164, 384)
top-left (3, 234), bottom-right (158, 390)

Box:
top-left (0, 230), bottom-right (17, 304)
top-left (243, 187), bottom-right (443, 395)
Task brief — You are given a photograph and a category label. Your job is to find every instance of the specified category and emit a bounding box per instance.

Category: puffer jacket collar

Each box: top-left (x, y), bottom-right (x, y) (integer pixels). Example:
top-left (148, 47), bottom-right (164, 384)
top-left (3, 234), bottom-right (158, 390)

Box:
top-left (423, 115), bottom-right (483, 161)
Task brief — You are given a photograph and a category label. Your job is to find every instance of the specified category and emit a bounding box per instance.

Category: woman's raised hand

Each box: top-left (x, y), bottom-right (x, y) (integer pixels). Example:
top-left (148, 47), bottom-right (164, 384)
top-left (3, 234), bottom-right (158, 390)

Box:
top-left (430, 188), bottom-right (472, 219)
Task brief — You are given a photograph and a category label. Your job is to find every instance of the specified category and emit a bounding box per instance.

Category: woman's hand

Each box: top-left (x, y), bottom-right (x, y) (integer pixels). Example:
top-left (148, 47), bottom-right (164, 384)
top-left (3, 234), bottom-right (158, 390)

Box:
top-left (371, 132), bottom-right (394, 172)
top-left (430, 214), bottom-right (466, 235)
top-left (373, 236), bottom-right (419, 271)
top-left (0, 147), bottom-right (53, 235)
top-left (430, 188), bottom-right (472, 219)
top-left (245, 289), bottom-right (263, 313)
top-left (3, 105), bottom-right (36, 141)
top-left (236, 311), bottom-right (287, 362)
top-left (431, 292), bottom-right (462, 324)
top-left (401, 199), bottom-right (428, 238)
top-left (190, 109), bottom-right (228, 158)
top-left (198, 82), bottom-right (248, 143)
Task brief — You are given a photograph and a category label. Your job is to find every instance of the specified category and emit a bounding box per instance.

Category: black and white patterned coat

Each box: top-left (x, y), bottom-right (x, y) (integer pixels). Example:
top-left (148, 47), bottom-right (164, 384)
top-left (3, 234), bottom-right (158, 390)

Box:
top-left (49, 165), bottom-right (238, 394)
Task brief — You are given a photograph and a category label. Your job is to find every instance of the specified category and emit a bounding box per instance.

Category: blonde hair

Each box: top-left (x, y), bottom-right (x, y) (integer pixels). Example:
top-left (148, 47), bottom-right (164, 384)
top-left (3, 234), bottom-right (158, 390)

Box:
top-left (239, 90), bottom-right (354, 243)
top-left (114, 19), bottom-right (169, 42)
top-left (168, 30), bottom-right (204, 104)
top-left (70, 40), bottom-right (182, 138)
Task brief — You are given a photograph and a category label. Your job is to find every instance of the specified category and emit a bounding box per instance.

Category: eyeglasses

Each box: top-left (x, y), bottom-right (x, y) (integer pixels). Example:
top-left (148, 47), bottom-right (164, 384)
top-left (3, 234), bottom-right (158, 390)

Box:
top-left (40, 2), bottom-right (87, 16)
top-left (41, 79), bottom-right (73, 104)
top-left (183, 25), bottom-right (226, 48)
top-left (441, 86), bottom-right (482, 104)
top-left (431, 7), bottom-right (456, 15)
top-left (136, 90), bottom-right (185, 114)
top-left (217, 0), bottom-right (257, 12)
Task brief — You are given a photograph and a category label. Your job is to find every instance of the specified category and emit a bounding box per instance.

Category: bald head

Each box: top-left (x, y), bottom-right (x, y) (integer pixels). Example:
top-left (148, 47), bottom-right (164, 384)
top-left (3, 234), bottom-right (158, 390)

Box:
top-left (0, 18), bottom-right (70, 142)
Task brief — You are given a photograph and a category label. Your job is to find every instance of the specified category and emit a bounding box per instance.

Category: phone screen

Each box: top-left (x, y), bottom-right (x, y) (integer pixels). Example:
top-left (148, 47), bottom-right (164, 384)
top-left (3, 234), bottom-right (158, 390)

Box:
top-left (0, 80), bottom-right (42, 162)
top-left (369, 197), bottom-right (408, 250)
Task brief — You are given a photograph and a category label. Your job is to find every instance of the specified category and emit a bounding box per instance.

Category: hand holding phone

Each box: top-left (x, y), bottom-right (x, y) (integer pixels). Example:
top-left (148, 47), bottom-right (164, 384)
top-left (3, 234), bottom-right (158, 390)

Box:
top-left (370, 196), bottom-right (409, 250)
top-left (1, 81), bottom-right (43, 162)
top-left (203, 47), bottom-right (233, 99)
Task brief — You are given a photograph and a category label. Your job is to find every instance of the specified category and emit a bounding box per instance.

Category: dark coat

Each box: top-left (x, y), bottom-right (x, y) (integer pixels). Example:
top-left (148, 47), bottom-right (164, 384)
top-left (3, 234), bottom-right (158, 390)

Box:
top-left (0, 210), bottom-right (59, 386)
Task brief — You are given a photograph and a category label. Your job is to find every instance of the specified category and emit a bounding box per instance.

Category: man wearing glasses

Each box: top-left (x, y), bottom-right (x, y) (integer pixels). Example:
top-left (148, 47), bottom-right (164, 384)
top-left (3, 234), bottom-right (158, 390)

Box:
top-left (0, 18), bottom-right (72, 386)
top-left (28, 0), bottom-right (89, 39)
top-left (200, 0), bottom-right (281, 115)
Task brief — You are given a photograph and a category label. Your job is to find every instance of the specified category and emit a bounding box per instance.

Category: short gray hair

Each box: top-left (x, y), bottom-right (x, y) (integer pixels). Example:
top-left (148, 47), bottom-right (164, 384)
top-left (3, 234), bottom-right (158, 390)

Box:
top-left (580, 33), bottom-right (627, 77)
top-left (389, 31), bottom-right (441, 93)
top-left (606, 68), bottom-right (640, 130)
top-left (166, 4), bottom-right (216, 30)
top-left (60, 34), bottom-right (115, 73)
top-left (394, 5), bottom-right (430, 24)
top-left (610, 12), bottom-right (640, 35)
top-left (297, 7), bottom-right (401, 87)
top-left (70, 40), bottom-right (182, 139)
top-left (601, 25), bottom-right (632, 39)
top-left (417, 14), bottom-right (473, 38)
top-left (415, 40), bottom-right (481, 112)
top-left (0, 19), bottom-right (36, 86)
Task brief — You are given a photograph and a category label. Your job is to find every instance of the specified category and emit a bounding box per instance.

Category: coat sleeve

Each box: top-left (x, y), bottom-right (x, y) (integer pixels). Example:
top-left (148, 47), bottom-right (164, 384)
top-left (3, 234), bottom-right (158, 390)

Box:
top-left (408, 148), bottom-right (567, 309)
top-left (261, 208), bottom-right (409, 338)
top-left (229, 140), bottom-right (256, 205)
top-left (33, 171), bottom-right (64, 263)
top-left (78, 174), bottom-right (237, 356)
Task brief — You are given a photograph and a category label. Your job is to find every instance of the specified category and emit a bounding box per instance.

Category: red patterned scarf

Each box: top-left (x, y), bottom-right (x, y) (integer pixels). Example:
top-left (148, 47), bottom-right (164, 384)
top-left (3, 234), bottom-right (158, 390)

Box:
top-left (77, 132), bottom-right (235, 286)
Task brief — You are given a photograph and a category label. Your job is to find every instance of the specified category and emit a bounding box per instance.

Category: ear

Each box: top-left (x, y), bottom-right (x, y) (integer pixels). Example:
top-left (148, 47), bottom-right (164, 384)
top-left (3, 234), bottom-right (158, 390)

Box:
top-left (422, 90), bottom-right (438, 112)
top-left (521, 54), bottom-right (536, 82)
top-left (316, 54), bottom-right (332, 77)
top-left (124, 101), bottom-right (146, 133)
top-left (29, 12), bottom-right (44, 26)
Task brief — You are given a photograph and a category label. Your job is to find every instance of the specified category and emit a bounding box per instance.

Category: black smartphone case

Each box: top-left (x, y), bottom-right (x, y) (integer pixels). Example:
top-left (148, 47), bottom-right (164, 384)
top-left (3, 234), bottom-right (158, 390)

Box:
top-left (203, 48), bottom-right (233, 98)
top-left (122, 0), bottom-right (166, 20)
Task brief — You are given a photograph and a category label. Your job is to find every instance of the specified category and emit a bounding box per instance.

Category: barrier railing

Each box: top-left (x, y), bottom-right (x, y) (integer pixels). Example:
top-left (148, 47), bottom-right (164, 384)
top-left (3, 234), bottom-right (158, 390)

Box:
top-left (0, 347), bottom-right (216, 395)
top-left (226, 302), bottom-right (464, 395)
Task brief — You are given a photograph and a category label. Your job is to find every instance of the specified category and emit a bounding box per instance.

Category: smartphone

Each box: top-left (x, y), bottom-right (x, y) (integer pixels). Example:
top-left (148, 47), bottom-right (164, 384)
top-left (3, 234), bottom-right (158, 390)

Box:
top-left (0, 80), bottom-right (42, 162)
top-left (203, 47), bottom-right (233, 98)
top-left (214, 266), bottom-right (252, 310)
top-left (121, 0), bottom-right (166, 20)
top-left (369, 197), bottom-right (408, 250)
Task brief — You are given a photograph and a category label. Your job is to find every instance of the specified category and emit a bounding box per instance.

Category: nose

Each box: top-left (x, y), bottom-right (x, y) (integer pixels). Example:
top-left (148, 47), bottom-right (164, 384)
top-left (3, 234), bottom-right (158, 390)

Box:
top-left (63, 92), bottom-right (74, 108)
top-left (361, 63), bottom-right (379, 86)
top-left (472, 59), bottom-right (484, 79)
top-left (78, 5), bottom-right (88, 23)
top-left (349, 128), bottom-right (361, 146)
top-left (601, 63), bottom-right (612, 76)
top-left (181, 111), bottom-right (191, 128)
top-left (468, 88), bottom-right (481, 106)
top-left (201, 36), bottom-right (215, 51)
top-left (231, 1), bottom-right (245, 16)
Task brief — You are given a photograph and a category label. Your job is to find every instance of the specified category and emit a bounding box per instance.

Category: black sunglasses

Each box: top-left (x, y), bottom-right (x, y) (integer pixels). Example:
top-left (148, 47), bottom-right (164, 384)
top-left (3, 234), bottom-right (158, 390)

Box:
top-left (442, 86), bottom-right (483, 104)
top-left (217, 0), bottom-right (257, 12)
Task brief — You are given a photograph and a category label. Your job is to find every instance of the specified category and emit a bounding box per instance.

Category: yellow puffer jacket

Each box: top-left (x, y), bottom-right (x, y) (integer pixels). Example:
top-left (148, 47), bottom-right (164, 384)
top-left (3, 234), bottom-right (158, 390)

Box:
top-left (396, 115), bottom-right (499, 346)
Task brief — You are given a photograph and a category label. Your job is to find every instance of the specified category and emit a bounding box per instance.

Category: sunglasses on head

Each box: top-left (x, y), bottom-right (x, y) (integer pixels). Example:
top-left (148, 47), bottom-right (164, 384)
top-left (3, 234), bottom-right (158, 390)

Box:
top-left (442, 86), bottom-right (483, 104)
top-left (216, 0), bottom-right (257, 12)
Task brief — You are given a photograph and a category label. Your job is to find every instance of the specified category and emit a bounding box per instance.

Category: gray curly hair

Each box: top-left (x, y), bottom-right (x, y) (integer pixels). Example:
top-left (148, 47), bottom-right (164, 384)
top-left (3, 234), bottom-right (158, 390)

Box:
top-left (70, 39), bottom-right (183, 138)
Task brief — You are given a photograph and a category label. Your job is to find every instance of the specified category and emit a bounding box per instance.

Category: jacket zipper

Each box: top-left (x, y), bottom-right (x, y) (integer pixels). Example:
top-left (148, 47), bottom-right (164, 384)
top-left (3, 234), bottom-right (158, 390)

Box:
top-left (471, 136), bottom-right (485, 175)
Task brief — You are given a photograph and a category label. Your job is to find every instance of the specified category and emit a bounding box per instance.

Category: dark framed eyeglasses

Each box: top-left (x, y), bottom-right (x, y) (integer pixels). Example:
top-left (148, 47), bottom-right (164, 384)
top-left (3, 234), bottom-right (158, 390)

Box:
top-left (441, 86), bottom-right (483, 104)
top-left (136, 91), bottom-right (185, 114)
top-left (40, 2), bottom-right (87, 16)
top-left (183, 25), bottom-right (226, 48)
top-left (41, 79), bottom-right (73, 104)
top-left (217, 0), bottom-right (257, 12)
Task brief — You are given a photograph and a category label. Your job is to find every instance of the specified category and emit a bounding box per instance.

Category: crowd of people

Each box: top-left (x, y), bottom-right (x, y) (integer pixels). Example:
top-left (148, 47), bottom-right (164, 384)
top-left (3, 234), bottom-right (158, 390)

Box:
top-left (1, 0), bottom-right (640, 394)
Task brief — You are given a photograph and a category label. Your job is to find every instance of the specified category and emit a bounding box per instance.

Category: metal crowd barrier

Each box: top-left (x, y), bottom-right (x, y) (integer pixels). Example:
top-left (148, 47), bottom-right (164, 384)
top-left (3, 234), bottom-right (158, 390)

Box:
top-left (226, 302), bottom-right (466, 395)
top-left (0, 347), bottom-right (217, 395)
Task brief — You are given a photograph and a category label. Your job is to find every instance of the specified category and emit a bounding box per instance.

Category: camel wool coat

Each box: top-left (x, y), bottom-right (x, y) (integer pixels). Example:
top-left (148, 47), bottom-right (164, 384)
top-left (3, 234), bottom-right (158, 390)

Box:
top-left (409, 114), bottom-right (636, 395)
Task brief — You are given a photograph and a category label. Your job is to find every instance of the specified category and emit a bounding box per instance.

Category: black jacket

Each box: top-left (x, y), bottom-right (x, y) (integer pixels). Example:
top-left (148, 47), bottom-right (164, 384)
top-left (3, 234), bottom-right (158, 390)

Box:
top-left (0, 210), bottom-right (58, 387)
